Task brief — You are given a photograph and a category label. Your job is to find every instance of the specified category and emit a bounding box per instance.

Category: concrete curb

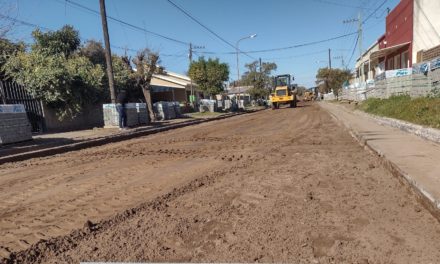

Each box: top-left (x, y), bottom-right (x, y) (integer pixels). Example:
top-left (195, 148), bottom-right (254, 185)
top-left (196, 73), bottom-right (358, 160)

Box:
top-left (354, 110), bottom-right (440, 145)
top-left (322, 103), bottom-right (440, 220)
top-left (0, 110), bottom-right (262, 165)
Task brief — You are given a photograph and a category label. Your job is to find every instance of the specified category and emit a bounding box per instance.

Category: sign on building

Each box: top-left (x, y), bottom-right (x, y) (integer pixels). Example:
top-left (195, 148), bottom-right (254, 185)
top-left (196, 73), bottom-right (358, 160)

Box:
top-left (385, 68), bottom-right (412, 78)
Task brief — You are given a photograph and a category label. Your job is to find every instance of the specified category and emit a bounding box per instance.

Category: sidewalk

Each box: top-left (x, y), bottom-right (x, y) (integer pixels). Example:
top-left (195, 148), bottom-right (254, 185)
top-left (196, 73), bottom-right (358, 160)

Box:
top-left (320, 102), bottom-right (440, 216)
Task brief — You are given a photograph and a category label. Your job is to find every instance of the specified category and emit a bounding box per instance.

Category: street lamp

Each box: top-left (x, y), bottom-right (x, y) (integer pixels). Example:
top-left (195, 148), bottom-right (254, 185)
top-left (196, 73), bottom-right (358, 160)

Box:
top-left (316, 60), bottom-right (328, 68)
top-left (236, 33), bottom-right (257, 107)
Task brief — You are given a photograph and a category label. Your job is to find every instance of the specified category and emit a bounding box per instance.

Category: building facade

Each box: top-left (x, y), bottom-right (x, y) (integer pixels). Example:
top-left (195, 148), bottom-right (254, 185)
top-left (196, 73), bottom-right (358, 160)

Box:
top-left (372, 0), bottom-right (413, 71)
top-left (413, 0), bottom-right (440, 62)
top-left (150, 71), bottom-right (200, 103)
top-left (350, 0), bottom-right (440, 87)
top-left (369, 0), bottom-right (440, 71)
top-left (355, 41), bottom-right (380, 84)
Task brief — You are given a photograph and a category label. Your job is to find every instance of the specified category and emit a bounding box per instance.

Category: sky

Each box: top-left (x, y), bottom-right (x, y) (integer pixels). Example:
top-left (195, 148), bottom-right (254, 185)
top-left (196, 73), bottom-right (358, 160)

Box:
top-left (3, 0), bottom-right (401, 87)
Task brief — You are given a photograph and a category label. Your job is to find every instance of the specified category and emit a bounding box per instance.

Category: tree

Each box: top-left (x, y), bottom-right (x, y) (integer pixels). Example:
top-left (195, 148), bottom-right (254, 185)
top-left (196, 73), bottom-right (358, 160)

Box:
top-left (0, 38), bottom-right (25, 77)
top-left (79, 40), bottom-right (106, 66)
top-left (79, 40), bottom-right (144, 102)
top-left (132, 48), bottom-right (160, 122)
top-left (240, 60), bottom-right (277, 98)
top-left (316, 68), bottom-right (351, 97)
top-left (112, 55), bottom-right (132, 91)
top-left (189, 57), bottom-right (229, 96)
top-left (32, 25), bottom-right (80, 57)
top-left (2, 26), bottom-right (105, 119)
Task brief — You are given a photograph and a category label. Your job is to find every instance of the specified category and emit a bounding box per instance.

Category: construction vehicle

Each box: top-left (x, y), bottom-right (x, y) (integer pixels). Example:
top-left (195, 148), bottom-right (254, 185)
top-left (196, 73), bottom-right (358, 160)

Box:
top-left (269, 74), bottom-right (297, 109)
top-left (303, 90), bottom-right (315, 101)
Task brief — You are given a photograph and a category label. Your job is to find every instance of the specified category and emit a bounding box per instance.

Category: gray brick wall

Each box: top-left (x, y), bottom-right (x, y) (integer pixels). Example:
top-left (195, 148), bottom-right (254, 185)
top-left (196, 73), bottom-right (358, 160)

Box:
top-left (0, 112), bottom-right (32, 145)
top-left (343, 71), bottom-right (439, 101)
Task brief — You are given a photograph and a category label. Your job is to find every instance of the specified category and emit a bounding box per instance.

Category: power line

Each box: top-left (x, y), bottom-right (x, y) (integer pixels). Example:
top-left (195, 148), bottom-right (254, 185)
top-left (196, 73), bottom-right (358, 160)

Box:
top-left (166, 0), bottom-right (255, 60)
top-left (261, 50), bottom-right (328, 61)
top-left (309, 0), bottom-right (374, 10)
top-left (198, 31), bottom-right (359, 55)
top-left (347, 35), bottom-right (359, 66)
top-left (0, 14), bottom-right (51, 31)
top-left (341, 0), bottom-right (387, 69)
top-left (110, 45), bottom-right (187, 57)
top-left (344, 19), bottom-right (386, 70)
top-left (2, 15), bottom-right (186, 59)
top-left (363, 0), bottom-right (388, 25)
top-left (109, 0), bottom-right (129, 46)
top-left (57, 0), bottom-right (190, 46)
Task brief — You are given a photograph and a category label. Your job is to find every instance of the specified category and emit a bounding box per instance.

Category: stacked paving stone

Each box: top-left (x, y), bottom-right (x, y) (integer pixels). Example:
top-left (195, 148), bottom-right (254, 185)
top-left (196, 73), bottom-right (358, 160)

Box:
top-left (136, 103), bottom-right (149, 124)
top-left (199, 99), bottom-right (217, 112)
top-left (172, 102), bottom-right (181, 118)
top-left (126, 105), bottom-right (139, 127)
top-left (153, 102), bottom-right (178, 120)
top-left (224, 100), bottom-right (232, 110)
top-left (103, 103), bottom-right (149, 128)
top-left (0, 104), bottom-right (32, 145)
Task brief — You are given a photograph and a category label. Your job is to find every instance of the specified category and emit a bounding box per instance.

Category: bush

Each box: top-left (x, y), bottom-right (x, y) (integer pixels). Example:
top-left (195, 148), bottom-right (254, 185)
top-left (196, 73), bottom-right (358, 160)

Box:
top-left (4, 51), bottom-right (105, 119)
top-left (2, 26), bottom-right (105, 119)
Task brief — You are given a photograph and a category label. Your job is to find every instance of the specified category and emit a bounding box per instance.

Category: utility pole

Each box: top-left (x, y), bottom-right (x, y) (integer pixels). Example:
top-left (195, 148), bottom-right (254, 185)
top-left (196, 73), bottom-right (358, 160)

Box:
top-left (188, 43), bottom-right (204, 106)
top-left (358, 11), bottom-right (363, 59)
top-left (328, 49), bottom-right (332, 69)
top-left (333, 55), bottom-right (345, 69)
top-left (259, 57), bottom-right (262, 82)
top-left (189, 43), bottom-right (193, 104)
top-left (343, 11), bottom-right (363, 61)
top-left (99, 0), bottom-right (116, 103)
top-left (259, 57), bottom-right (262, 74)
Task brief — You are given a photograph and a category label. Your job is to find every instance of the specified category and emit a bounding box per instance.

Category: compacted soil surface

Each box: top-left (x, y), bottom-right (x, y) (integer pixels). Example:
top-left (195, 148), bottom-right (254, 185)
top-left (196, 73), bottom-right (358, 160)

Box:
top-left (1, 103), bottom-right (440, 263)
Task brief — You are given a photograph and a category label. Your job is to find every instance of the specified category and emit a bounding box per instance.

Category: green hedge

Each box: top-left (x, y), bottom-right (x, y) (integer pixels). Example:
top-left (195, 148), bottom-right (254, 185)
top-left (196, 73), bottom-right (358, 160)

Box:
top-left (357, 95), bottom-right (440, 128)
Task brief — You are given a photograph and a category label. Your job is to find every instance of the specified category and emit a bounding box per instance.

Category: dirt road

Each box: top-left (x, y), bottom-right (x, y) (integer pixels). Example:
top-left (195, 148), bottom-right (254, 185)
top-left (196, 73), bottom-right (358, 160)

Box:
top-left (1, 103), bottom-right (440, 263)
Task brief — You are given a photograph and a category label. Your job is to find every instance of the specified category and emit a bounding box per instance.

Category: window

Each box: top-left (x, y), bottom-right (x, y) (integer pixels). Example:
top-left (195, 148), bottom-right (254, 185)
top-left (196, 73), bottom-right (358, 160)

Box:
top-left (401, 51), bottom-right (409, 68)
top-left (276, 89), bottom-right (287, 96)
top-left (394, 54), bottom-right (401, 69)
top-left (276, 76), bottom-right (289, 87)
top-left (387, 58), bottom-right (394, 70)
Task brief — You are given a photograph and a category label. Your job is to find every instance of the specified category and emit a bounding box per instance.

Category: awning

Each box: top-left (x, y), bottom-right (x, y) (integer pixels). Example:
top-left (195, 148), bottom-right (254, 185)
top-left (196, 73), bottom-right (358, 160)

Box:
top-left (370, 42), bottom-right (411, 60)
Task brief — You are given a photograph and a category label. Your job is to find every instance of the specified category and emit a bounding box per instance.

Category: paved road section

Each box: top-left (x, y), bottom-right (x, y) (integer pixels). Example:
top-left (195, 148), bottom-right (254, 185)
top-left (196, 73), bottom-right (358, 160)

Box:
top-left (1, 103), bottom-right (440, 263)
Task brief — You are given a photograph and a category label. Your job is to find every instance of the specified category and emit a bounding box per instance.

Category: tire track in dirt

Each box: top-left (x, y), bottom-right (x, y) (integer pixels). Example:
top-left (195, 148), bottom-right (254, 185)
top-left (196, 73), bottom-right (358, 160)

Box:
top-left (0, 106), bottom-right (308, 258)
top-left (2, 103), bottom-right (440, 263)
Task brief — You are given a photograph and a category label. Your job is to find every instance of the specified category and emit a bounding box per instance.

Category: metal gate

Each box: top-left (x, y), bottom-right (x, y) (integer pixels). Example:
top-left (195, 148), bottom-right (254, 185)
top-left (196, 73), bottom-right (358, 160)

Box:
top-left (0, 80), bottom-right (45, 132)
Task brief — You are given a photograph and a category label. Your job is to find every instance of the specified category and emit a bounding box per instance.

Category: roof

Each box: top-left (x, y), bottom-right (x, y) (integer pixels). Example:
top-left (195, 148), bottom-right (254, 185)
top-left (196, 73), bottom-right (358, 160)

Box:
top-left (356, 41), bottom-right (380, 64)
top-left (166, 71), bottom-right (191, 82)
top-left (370, 42), bottom-right (411, 60)
top-left (150, 71), bottom-right (195, 90)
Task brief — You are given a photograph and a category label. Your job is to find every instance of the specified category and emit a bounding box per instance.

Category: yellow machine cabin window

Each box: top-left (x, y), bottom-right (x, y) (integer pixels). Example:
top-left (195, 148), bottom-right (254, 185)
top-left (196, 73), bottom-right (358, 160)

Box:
top-left (276, 89), bottom-right (287, 96)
